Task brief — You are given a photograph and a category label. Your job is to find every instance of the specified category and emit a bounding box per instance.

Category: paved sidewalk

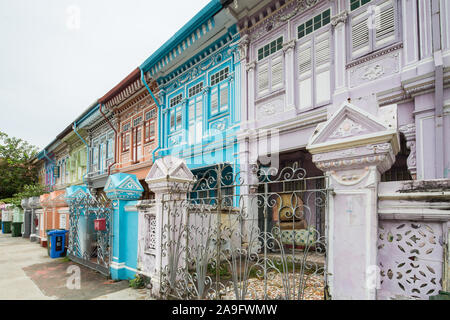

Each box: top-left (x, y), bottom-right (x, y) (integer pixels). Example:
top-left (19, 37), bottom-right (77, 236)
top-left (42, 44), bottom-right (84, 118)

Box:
top-left (0, 233), bottom-right (149, 300)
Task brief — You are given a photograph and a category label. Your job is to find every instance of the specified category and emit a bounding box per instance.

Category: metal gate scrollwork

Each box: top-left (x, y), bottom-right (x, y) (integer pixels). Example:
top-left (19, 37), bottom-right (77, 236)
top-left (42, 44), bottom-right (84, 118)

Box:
top-left (68, 192), bottom-right (113, 276)
top-left (159, 162), bottom-right (329, 300)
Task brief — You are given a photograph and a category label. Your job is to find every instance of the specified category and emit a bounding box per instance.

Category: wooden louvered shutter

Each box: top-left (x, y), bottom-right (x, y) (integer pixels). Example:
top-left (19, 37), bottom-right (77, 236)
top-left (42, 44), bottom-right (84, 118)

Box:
top-left (351, 8), bottom-right (370, 59)
top-left (211, 87), bottom-right (218, 115)
top-left (257, 62), bottom-right (269, 96)
top-left (374, 0), bottom-right (395, 49)
top-left (271, 55), bottom-right (283, 90)
top-left (314, 32), bottom-right (331, 105)
top-left (298, 39), bottom-right (313, 110)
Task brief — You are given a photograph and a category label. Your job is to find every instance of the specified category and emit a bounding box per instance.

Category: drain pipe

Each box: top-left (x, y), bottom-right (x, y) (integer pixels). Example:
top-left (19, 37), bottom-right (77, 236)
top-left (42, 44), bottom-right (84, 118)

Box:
top-left (99, 103), bottom-right (117, 175)
top-left (140, 68), bottom-right (162, 162)
top-left (72, 122), bottom-right (90, 185)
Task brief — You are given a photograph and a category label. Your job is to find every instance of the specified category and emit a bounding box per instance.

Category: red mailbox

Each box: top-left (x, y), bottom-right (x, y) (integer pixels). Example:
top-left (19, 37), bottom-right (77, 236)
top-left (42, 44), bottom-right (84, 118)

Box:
top-left (94, 218), bottom-right (106, 231)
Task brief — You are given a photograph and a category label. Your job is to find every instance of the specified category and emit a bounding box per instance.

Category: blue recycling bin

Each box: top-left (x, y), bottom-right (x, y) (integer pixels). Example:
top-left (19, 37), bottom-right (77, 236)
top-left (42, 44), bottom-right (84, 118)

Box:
top-left (47, 229), bottom-right (68, 258)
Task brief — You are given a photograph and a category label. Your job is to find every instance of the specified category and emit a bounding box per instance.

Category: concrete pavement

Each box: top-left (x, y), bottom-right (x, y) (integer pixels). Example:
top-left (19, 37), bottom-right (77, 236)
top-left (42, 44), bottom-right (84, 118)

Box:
top-left (0, 233), bottom-right (150, 300)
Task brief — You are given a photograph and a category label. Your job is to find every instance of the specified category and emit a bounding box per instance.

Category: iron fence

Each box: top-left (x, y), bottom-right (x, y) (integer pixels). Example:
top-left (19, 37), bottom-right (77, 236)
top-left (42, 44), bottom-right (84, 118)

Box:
top-left (158, 162), bottom-right (329, 300)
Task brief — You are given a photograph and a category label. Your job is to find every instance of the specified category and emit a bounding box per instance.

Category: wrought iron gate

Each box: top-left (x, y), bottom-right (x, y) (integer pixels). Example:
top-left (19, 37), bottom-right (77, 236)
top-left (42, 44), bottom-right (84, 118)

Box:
top-left (68, 193), bottom-right (113, 276)
top-left (159, 162), bottom-right (329, 300)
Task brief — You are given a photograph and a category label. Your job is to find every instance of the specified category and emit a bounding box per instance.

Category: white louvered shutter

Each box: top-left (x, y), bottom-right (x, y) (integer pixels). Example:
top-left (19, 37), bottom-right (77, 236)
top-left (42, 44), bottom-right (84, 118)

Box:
top-left (176, 106), bottom-right (182, 130)
top-left (314, 32), bottom-right (331, 105)
top-left (188, 101), bottom-right (195, 144)
top-left (219, 83), bottom-right (228, 111)
top-left (298, 39), bottom-right (313, 110)
top-left (351, 9), bottom-right (370, 59)
top-left (271, 55), bottom-right (283, 90)
top-left (257, 62), bottom-right (269, 96)
top-left (375, 0), bottom-right (395, 48)
top-left (195, 97), bottom-right (203, 143)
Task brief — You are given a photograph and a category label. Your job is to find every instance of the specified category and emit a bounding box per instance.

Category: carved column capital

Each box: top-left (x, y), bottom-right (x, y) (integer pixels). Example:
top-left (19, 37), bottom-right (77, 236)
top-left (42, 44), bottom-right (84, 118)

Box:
top-left (398, 123), bottom-right (416, 139)
top-left (246, 61), bottom-right (256, 72)
top-left (331, 10), bottom-right (348, 28)
top-left (238, 34), bottom-right (250, 61)
top-left (282, 39), bottom-right (296, 53)
top-left (227, 71), bottom-right (235, 83)
top-left (201, 86), bottom-right (211, 96)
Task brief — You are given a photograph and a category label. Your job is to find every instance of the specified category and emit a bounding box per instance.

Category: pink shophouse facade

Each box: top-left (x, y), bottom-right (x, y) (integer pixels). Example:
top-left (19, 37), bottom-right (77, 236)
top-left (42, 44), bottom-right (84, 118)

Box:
top-left (235, 0), bottom-right (450, 299)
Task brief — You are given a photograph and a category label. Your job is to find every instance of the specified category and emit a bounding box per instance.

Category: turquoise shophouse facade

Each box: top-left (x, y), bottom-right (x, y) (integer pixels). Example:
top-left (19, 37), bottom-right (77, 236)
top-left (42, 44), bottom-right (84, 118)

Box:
top-left (139, 0), bottom-right (241, 172)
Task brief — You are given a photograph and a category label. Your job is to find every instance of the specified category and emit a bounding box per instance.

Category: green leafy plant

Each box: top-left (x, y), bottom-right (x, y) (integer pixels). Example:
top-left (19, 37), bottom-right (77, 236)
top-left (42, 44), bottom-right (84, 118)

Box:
top-left (129, 274), bottom-right (149, 289)
top-left (0, 184), bottom-right (46, 209)
top-left (207, 263), bottom-right (231, 278)
top-left (0, 131), bottom-right (39, 200)
top-left (61, 256), bottom-right (71, 263)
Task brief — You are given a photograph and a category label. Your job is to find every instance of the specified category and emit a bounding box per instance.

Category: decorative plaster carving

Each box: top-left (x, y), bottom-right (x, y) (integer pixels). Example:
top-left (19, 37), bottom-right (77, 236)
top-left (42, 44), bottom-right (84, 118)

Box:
top-left (361, 64), bottom-right (385, 80)
top-left (210, 118), bottom-right (227, 131)
top-left (367, 143), bottom-right (392, 153)
top-left (144, 213), bottom-right (157, 254)
top-left (238, 34), bottom-right (250, 61)
top-left (350, 52), bottom-right (399, 87)
top-left (169, 135), bottom-right (181, 146)
top-left (330, 168), bottom-right (370, 186)
top-left (329, 118), bottom-right (365, 139)
top-left (243, 0), bottom-right (319, 42)
top-left (227, 71), bottom-right (235, 82)
top-left (257, 98), bottom-right (284, 119)
top-left (282, 39), bottom-right (296, 53)
top-left (162, 44), bottom-right (234, 88)
top-left (279, 0), bottom-right (319, 22)
top-left (246, 61), bottom-right (256, 72)
top-left (260, 103), bottom-right (276, 116)
top-left (308, 102), bottom-right (398, 175)
top-left (315, 154), bottom-right (393, 173)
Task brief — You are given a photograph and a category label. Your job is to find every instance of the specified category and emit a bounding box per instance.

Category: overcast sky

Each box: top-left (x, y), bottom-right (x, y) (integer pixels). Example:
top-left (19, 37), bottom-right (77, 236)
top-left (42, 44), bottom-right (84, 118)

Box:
top-left (0, 0), bottom-right (210, 149)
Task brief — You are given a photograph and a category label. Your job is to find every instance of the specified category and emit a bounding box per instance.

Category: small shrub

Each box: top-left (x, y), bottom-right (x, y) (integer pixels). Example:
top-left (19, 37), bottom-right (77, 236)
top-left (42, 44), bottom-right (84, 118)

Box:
top-left (129, 274), bottom-right (149, 289)
top-left (207, 263), bottom-right (231, 278)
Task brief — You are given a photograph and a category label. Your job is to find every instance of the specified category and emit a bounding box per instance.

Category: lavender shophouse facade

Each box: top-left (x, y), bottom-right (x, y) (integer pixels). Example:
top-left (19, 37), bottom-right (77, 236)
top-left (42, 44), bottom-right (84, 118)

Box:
top-left (234, 0), bottom-right (450, 299)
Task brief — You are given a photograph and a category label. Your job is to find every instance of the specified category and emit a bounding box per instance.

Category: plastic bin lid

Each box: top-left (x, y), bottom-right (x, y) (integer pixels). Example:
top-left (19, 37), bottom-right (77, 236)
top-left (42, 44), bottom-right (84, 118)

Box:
top-left (48, 229), bottom-right (68, 236)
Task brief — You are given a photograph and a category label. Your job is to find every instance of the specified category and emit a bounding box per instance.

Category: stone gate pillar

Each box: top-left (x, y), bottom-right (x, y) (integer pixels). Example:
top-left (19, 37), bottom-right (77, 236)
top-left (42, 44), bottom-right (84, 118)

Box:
top-left (307, 102), bottom-right (399, 300)
top-left (144, 156), bottom-right (194, 298)
top-left (29, 197), bottom-right (41, 242)
top-left (104, 173), bottom-right (144, 280)
top-left (21, 198), bottom-right (32, 238)
top-left (39, 193), bottom-right (52, 247)
top-left (49, 190), bottom-right (69, 231)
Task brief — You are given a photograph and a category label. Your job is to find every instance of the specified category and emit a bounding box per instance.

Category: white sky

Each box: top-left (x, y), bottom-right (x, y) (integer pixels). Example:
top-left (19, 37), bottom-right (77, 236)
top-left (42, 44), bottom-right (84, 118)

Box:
top-left (0, 0), bottom-right (210, 149)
